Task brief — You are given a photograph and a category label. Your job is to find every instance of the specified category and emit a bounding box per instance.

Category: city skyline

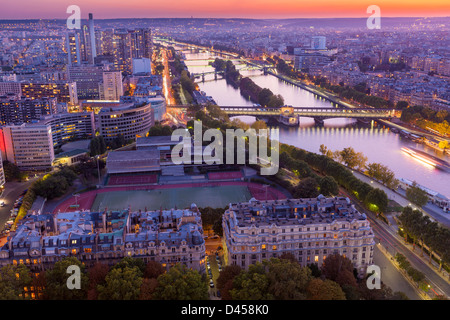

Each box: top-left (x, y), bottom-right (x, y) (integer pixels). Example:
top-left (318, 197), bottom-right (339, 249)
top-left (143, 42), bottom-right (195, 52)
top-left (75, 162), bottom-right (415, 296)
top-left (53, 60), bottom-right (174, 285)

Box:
top-left (1, 0), bottom-right (450, 19)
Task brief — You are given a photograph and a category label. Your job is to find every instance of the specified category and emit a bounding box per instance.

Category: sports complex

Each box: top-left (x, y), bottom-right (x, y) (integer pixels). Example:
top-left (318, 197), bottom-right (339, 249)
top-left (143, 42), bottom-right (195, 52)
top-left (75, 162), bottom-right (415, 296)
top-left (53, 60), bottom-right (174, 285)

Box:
top-left (53, 172), bottom-right (287, 213)
top-left (53, 136), bottom-right (288, 213)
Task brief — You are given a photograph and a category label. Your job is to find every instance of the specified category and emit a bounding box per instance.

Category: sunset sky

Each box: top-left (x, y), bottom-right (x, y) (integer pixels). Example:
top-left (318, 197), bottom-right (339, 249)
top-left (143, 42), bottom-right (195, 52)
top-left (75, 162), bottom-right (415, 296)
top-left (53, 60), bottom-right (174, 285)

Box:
top-left (1, 0), bottom-right (449, 19)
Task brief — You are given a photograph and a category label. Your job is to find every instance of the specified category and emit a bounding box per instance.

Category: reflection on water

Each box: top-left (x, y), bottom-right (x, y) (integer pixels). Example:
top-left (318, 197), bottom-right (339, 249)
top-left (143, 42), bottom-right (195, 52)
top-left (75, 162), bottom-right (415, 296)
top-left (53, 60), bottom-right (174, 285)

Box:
top-left (182, 49), bottom-right (450, 197)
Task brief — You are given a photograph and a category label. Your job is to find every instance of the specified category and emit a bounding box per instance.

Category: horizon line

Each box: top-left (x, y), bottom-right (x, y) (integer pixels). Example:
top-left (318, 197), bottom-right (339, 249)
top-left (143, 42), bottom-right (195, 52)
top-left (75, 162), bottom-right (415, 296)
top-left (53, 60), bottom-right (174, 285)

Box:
top-left (1, 15), bottom-right (449, 21)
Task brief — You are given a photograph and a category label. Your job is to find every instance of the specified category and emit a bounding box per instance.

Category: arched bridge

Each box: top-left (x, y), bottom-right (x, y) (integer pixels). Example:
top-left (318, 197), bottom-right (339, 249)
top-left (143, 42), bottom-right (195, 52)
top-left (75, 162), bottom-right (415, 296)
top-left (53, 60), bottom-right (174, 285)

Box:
top-left (218, 106), bottom-right (396, 120)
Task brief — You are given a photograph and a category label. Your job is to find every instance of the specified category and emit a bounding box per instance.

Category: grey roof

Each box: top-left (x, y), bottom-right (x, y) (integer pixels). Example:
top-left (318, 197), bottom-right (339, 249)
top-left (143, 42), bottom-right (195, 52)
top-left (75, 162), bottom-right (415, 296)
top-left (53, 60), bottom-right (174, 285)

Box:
top-left (136, 135), bottom-right (181, 148)
top-left (106, 150), bottom-right (160, 174)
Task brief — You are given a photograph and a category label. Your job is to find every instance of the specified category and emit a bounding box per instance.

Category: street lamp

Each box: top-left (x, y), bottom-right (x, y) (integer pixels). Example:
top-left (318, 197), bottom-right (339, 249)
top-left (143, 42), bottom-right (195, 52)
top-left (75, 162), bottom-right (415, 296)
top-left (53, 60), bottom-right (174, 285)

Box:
top-left (96, 155), bottom-right (101, 186)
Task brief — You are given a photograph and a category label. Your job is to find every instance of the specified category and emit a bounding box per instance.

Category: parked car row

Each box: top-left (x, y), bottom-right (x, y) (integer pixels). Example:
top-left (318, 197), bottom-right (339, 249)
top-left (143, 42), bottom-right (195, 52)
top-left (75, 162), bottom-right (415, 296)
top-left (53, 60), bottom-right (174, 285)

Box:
top-left (206, 256), bottom-right (214, 287)
top-left (1, 190), bottom-right (27, 236)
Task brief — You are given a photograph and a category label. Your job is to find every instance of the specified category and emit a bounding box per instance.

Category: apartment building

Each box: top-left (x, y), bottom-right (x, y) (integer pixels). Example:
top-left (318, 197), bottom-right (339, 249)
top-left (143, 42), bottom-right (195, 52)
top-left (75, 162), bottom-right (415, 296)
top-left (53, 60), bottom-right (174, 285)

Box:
top-left (0, 123), bottom-right (54, 170)
top-left (21, 81), bottom-right (78, 105)
top-left (0, 95), bottom-right (57, 125)
top-left (99, 71), bottom-right (123, 100)
top-left (0, 206), bottom-right (206, 273)
top-left (222, 196), bottom-right (375, 276)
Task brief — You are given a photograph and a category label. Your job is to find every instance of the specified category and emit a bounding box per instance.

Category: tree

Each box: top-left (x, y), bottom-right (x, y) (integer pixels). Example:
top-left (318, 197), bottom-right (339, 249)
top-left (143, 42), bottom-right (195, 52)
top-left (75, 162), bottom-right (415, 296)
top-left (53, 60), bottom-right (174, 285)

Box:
top-left (0, 264), bottom-right (32, 300)
top-left (44, 257), bottom-right (88, 300)
top-left (319, 144), bottom-right (328, 155)
top-left (148, 123), bottom-right (173, 137)
top-left (294, 177), bottom-right (319, 198)
top-left (306, 278), bottom-right (346, 300)
top-left (139, 278), bottom-right (159, 300)
top-left (112, 257), bottom-right (146, 275)
top-left (230, 263), bottom-right (273, 300)
top-left (152, 264), bottom-right (208, 300)
top-left (97, 266), bottom-right (143, 300)
top-left (87, 263), bottom-right (110, 300)
top-left (366, 162), bottom-right (398, 188)
top-left (365, 188), bottom-right (388, 213)
top-left (144, 261), bottom-right (165, 279)
top-left (406, 267), bottom-right (425, 283)
top-left (319, 176), bottom-right (339, 196)
top-left (216, 265), bottom-right (242, 300)
top-left (438, 140), bottom-right (449, 150)
top-left (2, 160), bottom-right (21, 182)
top-left (258, 88), bottom-right (274, 107)
top-left (395, 253), bottom-right (410, 270)
top-left (264, 258), bottom-right (312, 300)
top-left (321, 254), bottom-right (357, 288)
top-left (395, 101), bottom-right (409, 110)
top-left (406, 182), bottom-right (429, 208)
top-left (339, 147), bottom-right (367, 169)
top-left (250, 120), bottom-right (268, 130)
top-left (267, 94), bottom-right (284, 108)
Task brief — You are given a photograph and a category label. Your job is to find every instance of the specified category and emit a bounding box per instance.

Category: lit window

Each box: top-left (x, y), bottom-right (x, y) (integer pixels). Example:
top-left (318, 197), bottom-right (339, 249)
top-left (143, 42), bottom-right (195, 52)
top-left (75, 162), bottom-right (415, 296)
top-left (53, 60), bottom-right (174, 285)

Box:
top-left (272, 245), bottom-right (277, 251)
top-left (314, 256), bottom-right (319, 262)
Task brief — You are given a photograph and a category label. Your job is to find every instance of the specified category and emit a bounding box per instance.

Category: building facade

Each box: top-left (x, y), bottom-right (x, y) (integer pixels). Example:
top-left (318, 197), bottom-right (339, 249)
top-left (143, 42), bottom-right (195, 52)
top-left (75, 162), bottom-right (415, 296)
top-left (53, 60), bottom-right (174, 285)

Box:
top-left (20, 81), bottom-right (78, 105)
top-left (222, 197), bottom-right (375, 276)
top-left (0, 95), bottom-right (57, 125)
top-left (98, 102), bottom-right (154, 141)
top-left (99, 71), bottom-right (123, 101)
top-left (39, 111), bottom-right (95, 146)
top-left (67, 65), bottom-right (104, 100)
top-left (0, 123), bottom-right (54, 170)
top-left (0, 207), bottom-right (206, 273)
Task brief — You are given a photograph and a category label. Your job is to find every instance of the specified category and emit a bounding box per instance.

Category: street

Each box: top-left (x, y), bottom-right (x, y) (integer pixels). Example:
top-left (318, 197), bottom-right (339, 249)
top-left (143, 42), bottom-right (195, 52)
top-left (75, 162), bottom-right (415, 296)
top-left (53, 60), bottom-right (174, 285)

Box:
top-left (0, 176), bottom-right (41, 227)
top-left (367, 212), bottom-right (450, 297)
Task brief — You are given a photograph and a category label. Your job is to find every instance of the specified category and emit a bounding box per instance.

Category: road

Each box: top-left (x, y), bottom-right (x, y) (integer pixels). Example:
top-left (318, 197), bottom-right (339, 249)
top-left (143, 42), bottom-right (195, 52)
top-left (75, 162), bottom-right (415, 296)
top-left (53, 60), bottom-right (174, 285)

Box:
top-left (373, 245), bottom-right (421, 300)
top-left (205, 238), bottom-right (223, 299)
top-left (367, 212), bottom-right (450, 298)
top-left (351, 169), bottom-right (450, 227)
top-left (161, 48), bottom-right (176, 106)
top-left (0, 176), bottom-right (41, 227)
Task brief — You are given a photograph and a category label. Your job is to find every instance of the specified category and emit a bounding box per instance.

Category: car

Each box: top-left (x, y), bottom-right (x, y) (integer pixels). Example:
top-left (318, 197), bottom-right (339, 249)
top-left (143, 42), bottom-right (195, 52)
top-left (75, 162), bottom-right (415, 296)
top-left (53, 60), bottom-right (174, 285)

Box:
top-left (0, 201), bottom-right (4, 207)
top-left (209, 279), bottom-right (214, 288)
top-left (217, 290), bottom-right (221, 298)
top-left (218, 265), bottom-right (222, 272)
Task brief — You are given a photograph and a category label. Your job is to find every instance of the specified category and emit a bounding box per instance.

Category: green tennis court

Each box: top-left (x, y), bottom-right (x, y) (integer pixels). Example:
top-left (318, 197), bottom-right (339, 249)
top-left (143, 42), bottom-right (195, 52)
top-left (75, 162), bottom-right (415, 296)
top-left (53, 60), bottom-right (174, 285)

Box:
top-left (90, 185), bottom-right (253, 211)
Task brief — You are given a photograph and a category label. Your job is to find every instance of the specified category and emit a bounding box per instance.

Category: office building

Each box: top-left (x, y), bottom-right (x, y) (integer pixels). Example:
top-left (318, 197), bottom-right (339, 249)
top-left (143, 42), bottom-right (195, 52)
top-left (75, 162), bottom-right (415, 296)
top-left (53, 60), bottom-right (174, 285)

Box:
top-left (98, 102), bottom-right (154, 141)
top-left (222, 196), bottom-right (375, 276)
top-left (99, 71), bottom-right (123, 100)
top-left (39, 111), bottom-right (95, 146)
top-left (0, 123), bottom-right (54, 170)
top-left (66, 30), bottom-right (82, 66)
top-left (67, 64), bottom-right (104, 100)
top-left (112, 28), bottom-right (152, 74)
top-left (88, 13), bottom-right (97, 62)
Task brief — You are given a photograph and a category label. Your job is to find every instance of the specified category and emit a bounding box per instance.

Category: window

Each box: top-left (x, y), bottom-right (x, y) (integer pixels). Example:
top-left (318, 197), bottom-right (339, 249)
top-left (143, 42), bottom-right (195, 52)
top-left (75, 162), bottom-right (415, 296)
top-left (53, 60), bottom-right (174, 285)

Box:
top-left (272, 245), bottom-right (277, 250)
top-left (262, 244), bottom-right (266, 250)
top-left (71, 240), bottom-right (77, 244)
top-left (314, 255), bottom-right (319, 262)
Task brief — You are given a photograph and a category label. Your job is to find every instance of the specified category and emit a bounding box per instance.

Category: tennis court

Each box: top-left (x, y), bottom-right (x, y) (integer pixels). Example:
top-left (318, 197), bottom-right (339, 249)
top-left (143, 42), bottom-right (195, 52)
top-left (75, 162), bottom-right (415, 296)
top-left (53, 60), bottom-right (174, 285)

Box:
top-left (90, 185), bottom-right (253, 211)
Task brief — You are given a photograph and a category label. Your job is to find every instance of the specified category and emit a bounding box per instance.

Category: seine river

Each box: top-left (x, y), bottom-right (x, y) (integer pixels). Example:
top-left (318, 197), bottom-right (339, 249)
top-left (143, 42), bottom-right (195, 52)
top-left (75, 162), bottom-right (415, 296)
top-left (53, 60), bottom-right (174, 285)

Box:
top-left (180, 48), bottom-right (450, 198)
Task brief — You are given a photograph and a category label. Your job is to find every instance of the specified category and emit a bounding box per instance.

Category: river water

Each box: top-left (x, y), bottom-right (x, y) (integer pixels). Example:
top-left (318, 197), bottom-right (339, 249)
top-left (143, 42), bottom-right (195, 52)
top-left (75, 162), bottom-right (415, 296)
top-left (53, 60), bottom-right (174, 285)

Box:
top-left (180, 47), bottom-right (450, 198)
